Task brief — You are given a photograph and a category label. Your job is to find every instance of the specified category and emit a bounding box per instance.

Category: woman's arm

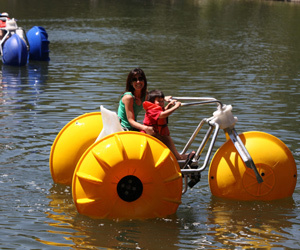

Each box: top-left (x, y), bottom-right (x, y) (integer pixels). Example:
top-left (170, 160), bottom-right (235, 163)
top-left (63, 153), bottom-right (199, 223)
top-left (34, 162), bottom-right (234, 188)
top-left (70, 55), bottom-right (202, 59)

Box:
top-left (122, 95), bottom-right (155, 135)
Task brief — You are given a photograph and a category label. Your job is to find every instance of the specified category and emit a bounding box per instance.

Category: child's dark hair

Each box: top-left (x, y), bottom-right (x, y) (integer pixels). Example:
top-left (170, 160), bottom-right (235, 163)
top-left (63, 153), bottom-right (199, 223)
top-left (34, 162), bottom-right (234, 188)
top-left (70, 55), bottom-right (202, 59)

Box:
top-left (147, 89), bottom-right (165, 103)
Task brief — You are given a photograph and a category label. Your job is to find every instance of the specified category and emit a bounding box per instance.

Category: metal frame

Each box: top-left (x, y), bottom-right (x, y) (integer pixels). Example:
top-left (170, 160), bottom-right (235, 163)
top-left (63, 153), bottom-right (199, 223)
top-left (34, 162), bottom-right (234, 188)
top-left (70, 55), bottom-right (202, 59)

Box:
top-left (171, 97), bottom-right (263, 194)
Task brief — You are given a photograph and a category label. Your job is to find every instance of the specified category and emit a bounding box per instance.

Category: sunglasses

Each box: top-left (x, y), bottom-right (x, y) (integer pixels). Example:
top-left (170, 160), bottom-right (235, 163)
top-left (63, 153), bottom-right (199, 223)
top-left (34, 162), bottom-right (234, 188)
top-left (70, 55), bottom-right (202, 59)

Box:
top-left (132, 77), bottom-right (144, 82)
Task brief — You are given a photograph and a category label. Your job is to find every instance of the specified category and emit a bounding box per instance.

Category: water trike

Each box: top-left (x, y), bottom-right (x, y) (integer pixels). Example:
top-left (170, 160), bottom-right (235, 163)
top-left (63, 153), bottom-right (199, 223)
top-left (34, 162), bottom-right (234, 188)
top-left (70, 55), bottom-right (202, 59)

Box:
top-left (49, 97), bottom-right (297, 219)
top-left (0, 12), bottom-right (50, 66)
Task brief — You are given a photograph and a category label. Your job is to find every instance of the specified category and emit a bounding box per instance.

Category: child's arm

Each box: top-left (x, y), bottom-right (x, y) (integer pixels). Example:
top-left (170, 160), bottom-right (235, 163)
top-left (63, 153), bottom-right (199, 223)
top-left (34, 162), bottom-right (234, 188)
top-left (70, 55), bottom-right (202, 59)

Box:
top-left (165, 100), bottom-right (176, 110)
top-left (159, 101), bottom-right (181, 119)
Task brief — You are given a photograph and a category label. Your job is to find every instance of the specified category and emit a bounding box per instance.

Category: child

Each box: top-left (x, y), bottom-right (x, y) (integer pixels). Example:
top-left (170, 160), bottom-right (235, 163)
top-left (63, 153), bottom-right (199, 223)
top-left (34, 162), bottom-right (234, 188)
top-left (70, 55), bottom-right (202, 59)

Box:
top-left (142, 89), bottom-right (186, 160)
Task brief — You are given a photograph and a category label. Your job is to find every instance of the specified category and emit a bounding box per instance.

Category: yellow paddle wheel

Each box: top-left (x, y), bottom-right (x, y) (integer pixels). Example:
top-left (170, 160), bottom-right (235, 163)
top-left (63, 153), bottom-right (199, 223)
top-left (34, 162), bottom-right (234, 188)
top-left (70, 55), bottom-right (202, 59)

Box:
top-left (72, 132), bottom-right (182, 219)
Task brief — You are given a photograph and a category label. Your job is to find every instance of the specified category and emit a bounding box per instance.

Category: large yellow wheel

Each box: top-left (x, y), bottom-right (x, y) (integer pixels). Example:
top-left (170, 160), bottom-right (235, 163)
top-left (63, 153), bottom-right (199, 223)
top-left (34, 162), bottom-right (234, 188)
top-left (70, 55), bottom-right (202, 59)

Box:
top-left (209, 131), bottom-right (297, 201)
top-left (49, 112), bottom-right (103, 185)
top-left (72, 131), bottom-right (182, 220)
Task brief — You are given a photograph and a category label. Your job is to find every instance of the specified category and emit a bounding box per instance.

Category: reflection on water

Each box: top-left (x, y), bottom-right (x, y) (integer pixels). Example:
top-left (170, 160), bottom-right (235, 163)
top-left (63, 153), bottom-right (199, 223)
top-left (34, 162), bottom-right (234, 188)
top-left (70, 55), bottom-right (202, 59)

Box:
top-left (41, 183), bottom-right (299, 249)
top-left (44, 184), bottom-right (181, 249)
top-left (207, 196), bottom-right (297, 248)
top-left (0, 62), bottom-right (49, 110)
top-left (39, 185), bottom-right (76, 248)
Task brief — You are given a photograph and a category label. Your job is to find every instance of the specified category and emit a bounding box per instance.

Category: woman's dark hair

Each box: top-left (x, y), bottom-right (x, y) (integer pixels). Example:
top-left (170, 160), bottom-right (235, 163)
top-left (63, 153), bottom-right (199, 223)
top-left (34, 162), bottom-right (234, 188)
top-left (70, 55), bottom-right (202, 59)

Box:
top-left (147, 89), bottom-right (165, 103)
top-left (125, 68), bottom-right (147, 98)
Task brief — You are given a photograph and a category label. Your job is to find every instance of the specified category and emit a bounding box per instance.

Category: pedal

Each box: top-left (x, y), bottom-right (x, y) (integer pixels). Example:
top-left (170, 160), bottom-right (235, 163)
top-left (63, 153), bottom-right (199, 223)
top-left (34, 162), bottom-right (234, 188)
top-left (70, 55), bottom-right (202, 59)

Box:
top-left (188, 172), bottom-right (201, 188)
top-left (181, 151), bottom-right (196, 169)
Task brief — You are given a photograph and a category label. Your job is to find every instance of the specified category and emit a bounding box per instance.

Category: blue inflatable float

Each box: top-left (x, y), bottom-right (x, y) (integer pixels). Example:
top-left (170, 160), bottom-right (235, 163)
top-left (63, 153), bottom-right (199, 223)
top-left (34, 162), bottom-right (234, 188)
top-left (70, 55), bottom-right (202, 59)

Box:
top-left (27, 26), bottom-right (50, 61)
top-left (0, 12), bottom-right (50, 66)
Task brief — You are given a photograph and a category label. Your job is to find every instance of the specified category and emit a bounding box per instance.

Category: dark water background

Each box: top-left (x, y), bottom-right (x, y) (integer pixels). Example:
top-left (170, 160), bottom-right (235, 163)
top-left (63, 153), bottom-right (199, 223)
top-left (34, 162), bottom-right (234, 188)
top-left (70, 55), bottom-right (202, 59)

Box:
top-left (0, 0), bottom-right (299, 249)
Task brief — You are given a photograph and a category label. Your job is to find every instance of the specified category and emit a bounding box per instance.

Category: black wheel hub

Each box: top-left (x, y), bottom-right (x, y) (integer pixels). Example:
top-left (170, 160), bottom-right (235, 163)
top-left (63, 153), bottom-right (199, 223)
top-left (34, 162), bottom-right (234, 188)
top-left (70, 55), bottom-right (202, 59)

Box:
top-left (117, 175), bottom-right (143, 202)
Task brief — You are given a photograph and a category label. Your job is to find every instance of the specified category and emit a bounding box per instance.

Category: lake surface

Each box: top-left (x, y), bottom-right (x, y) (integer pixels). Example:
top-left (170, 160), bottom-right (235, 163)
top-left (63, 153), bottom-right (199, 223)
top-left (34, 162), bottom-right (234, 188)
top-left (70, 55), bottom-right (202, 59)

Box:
top-left (0, 0), bottom-right (299, 249)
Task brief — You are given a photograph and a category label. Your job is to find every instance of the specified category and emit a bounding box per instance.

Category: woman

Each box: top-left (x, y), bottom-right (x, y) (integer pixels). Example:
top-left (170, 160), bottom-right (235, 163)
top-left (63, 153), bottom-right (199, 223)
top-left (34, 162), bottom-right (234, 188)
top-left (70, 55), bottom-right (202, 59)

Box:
top-left (117, 68), bottom-right (155, 135)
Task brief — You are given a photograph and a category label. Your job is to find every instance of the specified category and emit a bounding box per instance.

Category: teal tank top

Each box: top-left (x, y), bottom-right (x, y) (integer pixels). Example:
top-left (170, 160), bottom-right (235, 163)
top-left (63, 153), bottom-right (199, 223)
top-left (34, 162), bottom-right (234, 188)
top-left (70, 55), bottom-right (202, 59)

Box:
top-left (117, 92), bottom-right (144, 130)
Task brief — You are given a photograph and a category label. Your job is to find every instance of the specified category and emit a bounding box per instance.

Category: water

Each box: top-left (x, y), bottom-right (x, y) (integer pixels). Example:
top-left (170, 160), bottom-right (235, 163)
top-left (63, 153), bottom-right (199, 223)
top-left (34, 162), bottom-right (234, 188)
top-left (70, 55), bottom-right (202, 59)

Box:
top-left (0, 0), bottom-right (299, 249)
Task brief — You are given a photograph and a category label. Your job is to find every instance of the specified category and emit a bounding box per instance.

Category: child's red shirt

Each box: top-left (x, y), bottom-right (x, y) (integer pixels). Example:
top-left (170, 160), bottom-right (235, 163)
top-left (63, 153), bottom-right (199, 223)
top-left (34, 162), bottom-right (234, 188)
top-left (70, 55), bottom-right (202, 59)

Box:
top-left (142, 101), bottom-right (170, 136)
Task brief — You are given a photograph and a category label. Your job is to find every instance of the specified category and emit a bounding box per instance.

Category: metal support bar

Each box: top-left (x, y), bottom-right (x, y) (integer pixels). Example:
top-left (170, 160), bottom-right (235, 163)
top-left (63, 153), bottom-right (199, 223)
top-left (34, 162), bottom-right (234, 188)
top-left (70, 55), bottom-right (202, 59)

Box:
top-left (181, 121), bottom-right (220, 174)
top-left (180, 119), bottom-right (206, 155)
top-left (225, 128), bottom-right (263, 183)
top-left (182, 175), bottom-right (188, 194)
top-left (171, 96), bottom-right (223, 108)
top-left (194, 125), bottom-right (214, 163)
